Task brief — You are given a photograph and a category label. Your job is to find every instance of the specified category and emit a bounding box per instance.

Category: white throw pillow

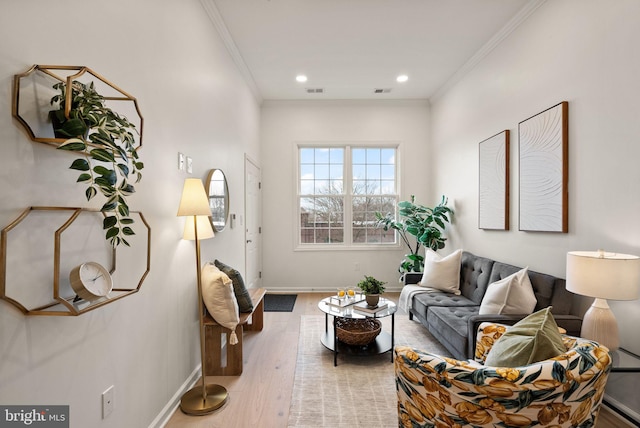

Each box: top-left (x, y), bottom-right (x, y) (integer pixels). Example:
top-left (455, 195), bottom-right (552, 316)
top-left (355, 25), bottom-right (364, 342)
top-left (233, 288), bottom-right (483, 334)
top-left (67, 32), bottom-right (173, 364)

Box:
top-left (479, 267), bottom-right (537, 315)
top-left (419, 249), bottom-right (463, 295)
top-left (201, 262), bottom-right (240, 344)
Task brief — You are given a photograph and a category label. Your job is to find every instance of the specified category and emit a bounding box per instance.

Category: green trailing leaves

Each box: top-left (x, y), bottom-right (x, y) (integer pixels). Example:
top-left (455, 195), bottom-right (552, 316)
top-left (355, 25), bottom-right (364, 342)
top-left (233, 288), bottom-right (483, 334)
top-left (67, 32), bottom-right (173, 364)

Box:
top-left (117, 163), bottom-right (129, 177)
top-left (53, 80), bottom-right (143, 248)
top-left (93, 165), bottom-right (111, 176)
top-left (58, 118), bottom-right (88, 137)
top-left (119, 182), bottom-right (135, 196)
top-left (85, 186), bottom-right (97, 201)
top-left (106, 227), bottom-right (119, 239)
top-left (90, 148), bottom-right (115, 163)
top-left (57, 138), bottom-right (86, 152)
top-left (69, 159), bottom-right (89, 171)
top-left (103, 216), bottom-right (118, 229)
top-left (117, 202), bottom-right (129, 217)
top-left (76, 173), bottom-right (91, 183)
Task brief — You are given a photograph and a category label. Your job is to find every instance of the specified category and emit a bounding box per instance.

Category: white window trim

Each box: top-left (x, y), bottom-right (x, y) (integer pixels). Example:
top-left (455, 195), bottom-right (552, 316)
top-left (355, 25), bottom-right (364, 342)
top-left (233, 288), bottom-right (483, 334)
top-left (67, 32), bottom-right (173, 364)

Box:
top-left (294, 141), bottom-right (402, 252)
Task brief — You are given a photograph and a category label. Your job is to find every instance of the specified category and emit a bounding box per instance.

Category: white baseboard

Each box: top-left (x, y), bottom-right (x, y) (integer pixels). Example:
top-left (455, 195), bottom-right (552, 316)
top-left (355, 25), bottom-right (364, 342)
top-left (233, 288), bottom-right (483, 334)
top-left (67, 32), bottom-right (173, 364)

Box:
top-left (147, 365), bottom-right (201, 428)
top-left (603, 397), bottom-right (640, 427)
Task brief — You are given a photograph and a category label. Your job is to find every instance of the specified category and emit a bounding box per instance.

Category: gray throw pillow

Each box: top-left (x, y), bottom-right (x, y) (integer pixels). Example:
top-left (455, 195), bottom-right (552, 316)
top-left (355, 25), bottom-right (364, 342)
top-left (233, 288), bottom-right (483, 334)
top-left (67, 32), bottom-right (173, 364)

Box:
top-left (214, 260), bottom-right (254, 313)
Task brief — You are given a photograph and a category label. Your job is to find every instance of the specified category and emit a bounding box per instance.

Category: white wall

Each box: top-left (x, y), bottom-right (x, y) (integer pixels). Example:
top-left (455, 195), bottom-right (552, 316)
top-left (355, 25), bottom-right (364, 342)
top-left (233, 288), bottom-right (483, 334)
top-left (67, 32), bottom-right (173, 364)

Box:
top-left (260, 100), bottom-right (431, 291)
top-left (430, 0), bottom-right (640, 417)
top-left (0, 1), bottom-right (260, 427)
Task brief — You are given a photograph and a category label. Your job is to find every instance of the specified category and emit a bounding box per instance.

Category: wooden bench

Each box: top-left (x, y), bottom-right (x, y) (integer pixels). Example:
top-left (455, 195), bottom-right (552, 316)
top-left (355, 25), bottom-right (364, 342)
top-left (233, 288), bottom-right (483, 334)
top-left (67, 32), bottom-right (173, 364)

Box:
top-left (203, 287), bottom-right (266, 376)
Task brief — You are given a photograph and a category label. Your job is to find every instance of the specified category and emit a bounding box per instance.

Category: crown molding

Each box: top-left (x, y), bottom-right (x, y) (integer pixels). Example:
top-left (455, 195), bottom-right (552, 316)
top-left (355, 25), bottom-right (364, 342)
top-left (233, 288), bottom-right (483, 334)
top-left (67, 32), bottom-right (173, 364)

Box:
top-left (431, 0), bottom-right (547, 102)
top-left (200, 0), bottom-right (263, 104)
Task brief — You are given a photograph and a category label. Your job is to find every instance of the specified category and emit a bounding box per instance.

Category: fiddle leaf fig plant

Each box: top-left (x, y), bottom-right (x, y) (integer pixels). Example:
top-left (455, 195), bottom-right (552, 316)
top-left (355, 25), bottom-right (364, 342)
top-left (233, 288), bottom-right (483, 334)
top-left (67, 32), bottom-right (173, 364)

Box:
top-left (51, 80), bottom-right (143, 247)
top-left (375, 195), bottom-right (453, 274)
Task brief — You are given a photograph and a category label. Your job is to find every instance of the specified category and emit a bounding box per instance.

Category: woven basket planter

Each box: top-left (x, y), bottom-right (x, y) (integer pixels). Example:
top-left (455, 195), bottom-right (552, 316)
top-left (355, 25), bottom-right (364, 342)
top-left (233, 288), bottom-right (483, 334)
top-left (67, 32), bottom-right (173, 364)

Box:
top-left (334, 317), bottom-right (382, 346)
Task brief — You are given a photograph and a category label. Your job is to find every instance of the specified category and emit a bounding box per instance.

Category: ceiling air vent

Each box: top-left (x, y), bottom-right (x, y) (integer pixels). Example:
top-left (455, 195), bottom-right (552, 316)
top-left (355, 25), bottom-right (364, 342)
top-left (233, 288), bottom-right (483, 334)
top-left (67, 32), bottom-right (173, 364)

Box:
top-left (374, 88), bottom-right (392, 94)
top-left (306, 88), bottom-right (324, 94)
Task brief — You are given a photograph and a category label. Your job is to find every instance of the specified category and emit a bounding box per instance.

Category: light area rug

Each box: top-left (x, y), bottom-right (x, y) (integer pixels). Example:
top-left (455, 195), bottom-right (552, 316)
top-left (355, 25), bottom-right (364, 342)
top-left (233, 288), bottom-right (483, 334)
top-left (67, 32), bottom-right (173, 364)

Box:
top-left (287, 313), bottom-right (451, 428)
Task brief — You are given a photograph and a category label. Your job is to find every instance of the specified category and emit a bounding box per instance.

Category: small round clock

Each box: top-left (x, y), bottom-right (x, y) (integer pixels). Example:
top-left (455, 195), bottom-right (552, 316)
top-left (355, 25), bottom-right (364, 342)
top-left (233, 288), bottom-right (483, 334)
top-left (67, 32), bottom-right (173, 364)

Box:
top-left (69, 262), bottom-right (113, 302)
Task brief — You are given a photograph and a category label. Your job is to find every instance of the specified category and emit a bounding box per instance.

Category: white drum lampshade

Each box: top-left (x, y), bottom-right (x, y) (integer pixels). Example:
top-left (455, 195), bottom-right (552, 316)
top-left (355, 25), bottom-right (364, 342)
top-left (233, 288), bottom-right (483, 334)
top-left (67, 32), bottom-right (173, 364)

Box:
top-left (566, 250), bottom-right (640, 351)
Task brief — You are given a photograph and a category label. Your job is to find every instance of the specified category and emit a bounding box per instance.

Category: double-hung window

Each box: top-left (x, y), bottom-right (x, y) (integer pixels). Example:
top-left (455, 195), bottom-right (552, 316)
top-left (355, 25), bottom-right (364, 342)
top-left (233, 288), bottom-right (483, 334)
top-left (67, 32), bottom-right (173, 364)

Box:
top-left (298, 144), bottom-right (398, 247)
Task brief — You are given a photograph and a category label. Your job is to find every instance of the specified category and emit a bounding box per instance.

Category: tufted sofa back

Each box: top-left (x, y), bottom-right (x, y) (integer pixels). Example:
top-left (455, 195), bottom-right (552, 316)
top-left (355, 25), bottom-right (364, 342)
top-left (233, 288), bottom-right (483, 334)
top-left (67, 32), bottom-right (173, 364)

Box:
top-left (458, 251), bottom-right (494, 304)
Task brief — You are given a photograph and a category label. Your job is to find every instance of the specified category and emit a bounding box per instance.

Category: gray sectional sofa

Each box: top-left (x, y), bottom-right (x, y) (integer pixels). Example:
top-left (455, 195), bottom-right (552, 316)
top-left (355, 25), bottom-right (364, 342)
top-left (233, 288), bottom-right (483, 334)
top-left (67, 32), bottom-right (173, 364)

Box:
top-left (404, 251), bottom-right (583, 360)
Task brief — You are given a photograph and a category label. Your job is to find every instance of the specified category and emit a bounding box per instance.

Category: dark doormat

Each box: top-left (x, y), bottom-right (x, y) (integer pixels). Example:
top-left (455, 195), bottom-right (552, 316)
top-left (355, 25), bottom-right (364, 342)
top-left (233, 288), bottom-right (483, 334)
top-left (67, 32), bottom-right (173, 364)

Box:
top-left (264, 294), bottom-right (297, 312)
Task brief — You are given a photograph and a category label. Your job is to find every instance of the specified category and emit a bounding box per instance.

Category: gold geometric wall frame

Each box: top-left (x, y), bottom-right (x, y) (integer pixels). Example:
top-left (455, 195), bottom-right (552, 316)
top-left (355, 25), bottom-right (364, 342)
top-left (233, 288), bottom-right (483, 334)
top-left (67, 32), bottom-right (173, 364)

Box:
top-left (0, 206), bottom-right (151, 316)
top-left (12, 64), bottom-right (144, 150)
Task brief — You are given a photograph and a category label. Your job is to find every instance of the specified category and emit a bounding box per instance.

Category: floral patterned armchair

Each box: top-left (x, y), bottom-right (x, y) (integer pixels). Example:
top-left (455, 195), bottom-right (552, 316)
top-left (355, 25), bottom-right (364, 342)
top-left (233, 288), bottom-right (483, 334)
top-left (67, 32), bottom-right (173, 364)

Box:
top-left (395, 322), bottom-right (612, 428)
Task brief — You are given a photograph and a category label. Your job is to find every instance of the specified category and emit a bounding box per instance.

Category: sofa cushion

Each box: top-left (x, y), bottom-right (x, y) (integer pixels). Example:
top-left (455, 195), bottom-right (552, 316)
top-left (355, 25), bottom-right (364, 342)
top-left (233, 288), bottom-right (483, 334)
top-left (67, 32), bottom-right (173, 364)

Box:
top-left (419, 249), bottom-right (462, 294)
top-left (479, 267), bottom-right (537, 315)
top-left (484, 307), bottom-right (566, 367)
top-left (413, 291), bottom-right (477, 309)
top-left (427, 306), bottom-right (480, 360)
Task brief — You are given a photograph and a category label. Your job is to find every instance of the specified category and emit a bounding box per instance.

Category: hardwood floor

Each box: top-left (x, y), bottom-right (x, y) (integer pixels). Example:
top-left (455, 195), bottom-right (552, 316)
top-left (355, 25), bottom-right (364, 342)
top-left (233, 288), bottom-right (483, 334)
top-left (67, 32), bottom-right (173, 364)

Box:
top-left (164, 292), bottom-right (633, 428)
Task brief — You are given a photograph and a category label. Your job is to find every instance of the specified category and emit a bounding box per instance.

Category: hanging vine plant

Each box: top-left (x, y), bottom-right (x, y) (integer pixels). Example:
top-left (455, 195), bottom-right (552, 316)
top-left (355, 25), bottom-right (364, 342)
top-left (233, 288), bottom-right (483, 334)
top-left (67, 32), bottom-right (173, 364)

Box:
top-left (50, 80), bottom-right (143, 247)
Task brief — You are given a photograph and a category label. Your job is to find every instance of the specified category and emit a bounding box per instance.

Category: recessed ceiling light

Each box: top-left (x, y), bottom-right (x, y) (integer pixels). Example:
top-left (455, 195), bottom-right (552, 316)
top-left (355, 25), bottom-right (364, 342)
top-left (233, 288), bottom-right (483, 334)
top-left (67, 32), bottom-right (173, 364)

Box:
top-left (296, 75), bottom-right (308, 83)
top-left (396, 74), bottom-right (409, 83)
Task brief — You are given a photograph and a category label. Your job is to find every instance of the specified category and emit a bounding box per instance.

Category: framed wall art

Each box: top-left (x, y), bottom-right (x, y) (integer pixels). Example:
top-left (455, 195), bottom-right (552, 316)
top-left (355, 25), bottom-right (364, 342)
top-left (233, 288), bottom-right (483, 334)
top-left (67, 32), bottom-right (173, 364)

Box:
top-left (518, 101), bottom-right (568, 233)
top-left (479, 130), bottom-right (510, 230)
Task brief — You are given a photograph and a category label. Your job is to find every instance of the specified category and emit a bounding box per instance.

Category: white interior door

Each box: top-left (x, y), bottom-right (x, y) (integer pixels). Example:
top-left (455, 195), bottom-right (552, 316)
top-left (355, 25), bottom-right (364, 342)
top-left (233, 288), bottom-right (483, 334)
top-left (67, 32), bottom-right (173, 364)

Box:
top-left (245, 156), bottom-right (262, 289)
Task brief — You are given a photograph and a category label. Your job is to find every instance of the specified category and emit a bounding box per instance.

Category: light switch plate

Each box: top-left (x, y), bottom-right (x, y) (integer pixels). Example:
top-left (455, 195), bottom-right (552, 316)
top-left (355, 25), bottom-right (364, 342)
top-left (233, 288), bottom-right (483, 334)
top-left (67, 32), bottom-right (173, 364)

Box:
top-left (186, 156), bottom-right (193, 174)
top-left (178, 153), bottom-right (185, 171)
top-left (102, 385), bottom-right (114, 419)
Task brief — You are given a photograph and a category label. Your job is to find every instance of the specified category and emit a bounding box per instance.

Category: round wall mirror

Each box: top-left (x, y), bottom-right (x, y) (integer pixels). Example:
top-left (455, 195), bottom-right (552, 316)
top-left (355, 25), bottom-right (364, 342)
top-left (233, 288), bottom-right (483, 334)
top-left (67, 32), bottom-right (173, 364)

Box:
top-left (205, 169), bottom-right (229, 232)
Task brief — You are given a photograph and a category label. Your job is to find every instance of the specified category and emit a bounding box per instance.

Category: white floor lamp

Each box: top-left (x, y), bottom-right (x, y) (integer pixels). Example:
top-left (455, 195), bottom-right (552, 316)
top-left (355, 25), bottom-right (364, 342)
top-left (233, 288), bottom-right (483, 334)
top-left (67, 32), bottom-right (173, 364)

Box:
top-left (566, 250), bottom-right (640, 351)
top-left (177, 178), bottom-right (228, 415)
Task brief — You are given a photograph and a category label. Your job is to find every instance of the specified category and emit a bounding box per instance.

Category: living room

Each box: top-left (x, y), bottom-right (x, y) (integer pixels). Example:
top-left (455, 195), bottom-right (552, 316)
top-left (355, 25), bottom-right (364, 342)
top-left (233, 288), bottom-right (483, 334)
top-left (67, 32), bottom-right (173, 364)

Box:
top-left (1, 0), bottom-right (639, 427)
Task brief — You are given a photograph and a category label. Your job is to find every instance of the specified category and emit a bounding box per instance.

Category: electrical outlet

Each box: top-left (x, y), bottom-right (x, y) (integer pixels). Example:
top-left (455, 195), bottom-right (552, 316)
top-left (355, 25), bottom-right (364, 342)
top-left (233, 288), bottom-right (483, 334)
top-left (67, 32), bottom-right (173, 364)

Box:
top-left (178, 153), bottom-right (185, 171)
top-left (102, 385), bottom-right (114, 419)
top-left (186, 156), bottom-right (193, 174)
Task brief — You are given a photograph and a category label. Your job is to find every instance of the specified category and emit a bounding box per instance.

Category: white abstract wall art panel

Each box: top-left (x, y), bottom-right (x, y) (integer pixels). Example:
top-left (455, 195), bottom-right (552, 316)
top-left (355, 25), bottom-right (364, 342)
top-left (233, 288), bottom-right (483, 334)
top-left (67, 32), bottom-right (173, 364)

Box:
top-left (518, 101), bottom-right (568, 233)
top-left (479, 130), bottom-right (509, 230)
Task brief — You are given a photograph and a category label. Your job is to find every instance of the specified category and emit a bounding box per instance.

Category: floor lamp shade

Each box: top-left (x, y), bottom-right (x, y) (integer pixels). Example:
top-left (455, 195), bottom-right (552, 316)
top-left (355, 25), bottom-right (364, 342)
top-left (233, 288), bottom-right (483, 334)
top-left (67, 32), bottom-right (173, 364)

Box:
top-left (184, 215), bottom-right (214, 241)
top-left (566, 250), bottom-right (640, 351)
top-left (177, 178), bottom-right (212, 217)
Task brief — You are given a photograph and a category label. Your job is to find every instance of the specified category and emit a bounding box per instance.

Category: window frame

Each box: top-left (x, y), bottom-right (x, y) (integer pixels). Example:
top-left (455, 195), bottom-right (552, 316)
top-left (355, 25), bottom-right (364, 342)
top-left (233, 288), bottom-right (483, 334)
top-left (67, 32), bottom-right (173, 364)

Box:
top-left (295, 142), bottom-right (401, 251)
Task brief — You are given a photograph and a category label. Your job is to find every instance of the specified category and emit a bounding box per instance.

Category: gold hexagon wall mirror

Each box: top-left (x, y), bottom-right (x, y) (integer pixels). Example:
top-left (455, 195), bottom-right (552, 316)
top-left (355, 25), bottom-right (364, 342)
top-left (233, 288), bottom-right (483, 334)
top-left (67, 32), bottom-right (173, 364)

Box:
top-left (0, 206), bottom-right (151, 316)
top-left (12, 65), bottom-right (144, 149)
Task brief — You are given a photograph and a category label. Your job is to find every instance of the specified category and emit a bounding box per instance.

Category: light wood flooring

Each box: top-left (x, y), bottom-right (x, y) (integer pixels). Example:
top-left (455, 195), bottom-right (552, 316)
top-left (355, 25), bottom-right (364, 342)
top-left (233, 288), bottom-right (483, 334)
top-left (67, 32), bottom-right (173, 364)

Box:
top-left (164, 292), bottom-right (634, 428)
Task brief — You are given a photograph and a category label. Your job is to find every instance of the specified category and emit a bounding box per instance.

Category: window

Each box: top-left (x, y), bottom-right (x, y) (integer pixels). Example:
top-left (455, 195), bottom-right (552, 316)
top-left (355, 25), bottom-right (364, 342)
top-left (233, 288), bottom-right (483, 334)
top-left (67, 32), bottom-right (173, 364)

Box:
top-left (298, 145), bottom-right (398, 247)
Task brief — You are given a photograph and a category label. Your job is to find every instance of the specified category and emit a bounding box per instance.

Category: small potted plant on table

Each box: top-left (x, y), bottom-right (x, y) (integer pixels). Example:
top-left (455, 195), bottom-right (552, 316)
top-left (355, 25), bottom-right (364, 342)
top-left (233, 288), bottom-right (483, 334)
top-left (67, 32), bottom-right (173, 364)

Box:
top-left (356, 275), bottom-right (386, 307)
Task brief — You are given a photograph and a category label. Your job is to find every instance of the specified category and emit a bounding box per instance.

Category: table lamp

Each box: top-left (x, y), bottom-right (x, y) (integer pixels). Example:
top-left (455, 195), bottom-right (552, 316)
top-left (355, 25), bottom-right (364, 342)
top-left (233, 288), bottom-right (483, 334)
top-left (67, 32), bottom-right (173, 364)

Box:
top-left (566, 250), bottom-right (640, 351)
top-left (177, 178), bottom-right (228, 415)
